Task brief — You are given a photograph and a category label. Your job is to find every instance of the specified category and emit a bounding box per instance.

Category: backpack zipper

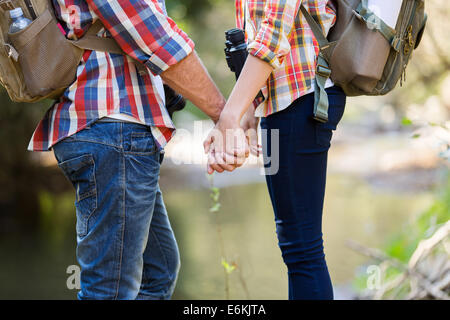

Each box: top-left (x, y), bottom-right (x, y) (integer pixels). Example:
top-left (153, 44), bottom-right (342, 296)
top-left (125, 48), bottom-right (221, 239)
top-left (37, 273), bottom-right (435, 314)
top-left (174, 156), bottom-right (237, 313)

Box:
top-left (381, 0), bottom-right (417, 90)
top-left (400, 0), bottom-right (419, 86)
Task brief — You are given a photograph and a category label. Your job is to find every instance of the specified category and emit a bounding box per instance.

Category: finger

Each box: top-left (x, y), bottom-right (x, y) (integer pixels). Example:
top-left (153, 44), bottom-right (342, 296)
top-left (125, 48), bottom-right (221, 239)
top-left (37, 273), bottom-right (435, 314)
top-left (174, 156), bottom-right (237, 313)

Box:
top-left (238, 132), bottom-right (250, 158)
top-left (246, 128), bottom-right (259, 156)
top-left (215, 151), bottom-right (236, 172)
top-left (203, 135), bottom-right (213, 154)
top-left (207, 162), bottom-right (214, 175)
top-left (210, 163), bottom-right (224, 173)
top-left (208, 151), bottom-right (224, 173)
top-left (227, 137), bottom-right (249, 159)
top-left (207, 149), bottom-right (215, 175)
top-left (222, 152), bottom-right (246, 168)
top-left (232, 144), bottom-right (250, 159)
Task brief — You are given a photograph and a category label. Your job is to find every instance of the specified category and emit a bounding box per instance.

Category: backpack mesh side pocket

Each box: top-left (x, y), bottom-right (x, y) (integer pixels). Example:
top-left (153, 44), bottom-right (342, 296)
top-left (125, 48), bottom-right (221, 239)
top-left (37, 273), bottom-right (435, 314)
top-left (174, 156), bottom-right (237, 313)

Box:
top-left (8, 8), bottom-right (82, 97)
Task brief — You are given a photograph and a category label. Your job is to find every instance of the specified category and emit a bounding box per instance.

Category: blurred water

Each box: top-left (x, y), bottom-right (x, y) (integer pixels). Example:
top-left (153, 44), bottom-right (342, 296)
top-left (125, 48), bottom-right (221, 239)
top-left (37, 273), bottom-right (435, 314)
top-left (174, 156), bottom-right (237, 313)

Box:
top-left (0, 168), bottom-right (433, 300)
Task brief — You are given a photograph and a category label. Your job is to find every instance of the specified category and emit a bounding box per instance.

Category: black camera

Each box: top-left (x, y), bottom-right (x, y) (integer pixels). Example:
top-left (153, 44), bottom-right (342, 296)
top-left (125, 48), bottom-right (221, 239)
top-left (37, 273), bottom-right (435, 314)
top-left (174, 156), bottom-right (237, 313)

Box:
top-left (225, 28), bottom-right (249, 80)
top-left (225, 28), bottom-right (264, 99)
top-left (164, 84), bottom-right (186, 119)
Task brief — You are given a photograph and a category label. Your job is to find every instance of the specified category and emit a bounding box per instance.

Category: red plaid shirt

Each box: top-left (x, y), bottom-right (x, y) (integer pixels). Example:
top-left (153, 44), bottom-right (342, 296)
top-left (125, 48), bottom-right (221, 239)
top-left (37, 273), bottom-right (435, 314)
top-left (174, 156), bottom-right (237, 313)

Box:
top-left (28, 0), bottom-right (195, 151)
top-left (236, 0), bottom-right (337, 116)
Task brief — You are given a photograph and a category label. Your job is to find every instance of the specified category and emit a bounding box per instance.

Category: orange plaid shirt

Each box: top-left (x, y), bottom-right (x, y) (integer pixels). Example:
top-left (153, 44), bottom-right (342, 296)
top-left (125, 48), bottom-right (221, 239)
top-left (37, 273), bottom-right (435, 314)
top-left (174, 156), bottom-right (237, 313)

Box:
top-left (235, 0), bottom-right (337, 116)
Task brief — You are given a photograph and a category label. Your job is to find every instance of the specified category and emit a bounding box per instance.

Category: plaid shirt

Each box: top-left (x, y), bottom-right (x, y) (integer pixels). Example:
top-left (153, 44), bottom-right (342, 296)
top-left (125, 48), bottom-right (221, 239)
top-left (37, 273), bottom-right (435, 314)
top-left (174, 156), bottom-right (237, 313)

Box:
top-left (235, 0), bottom-right (337, 116)
top-left (28, 0), bottom-right (194, 151)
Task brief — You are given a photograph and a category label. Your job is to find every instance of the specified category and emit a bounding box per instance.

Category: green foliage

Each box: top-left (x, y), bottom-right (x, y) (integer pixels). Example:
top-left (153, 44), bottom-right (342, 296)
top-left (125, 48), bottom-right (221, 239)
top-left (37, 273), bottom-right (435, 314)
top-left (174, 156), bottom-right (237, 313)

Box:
top-left (401, 117), bottom-right (413, 126)
top-left (384, 174), bottom-right (449, 262)
top-left (209, 186), bottom-right (221, 212)
top-left (166, 0), bottom-right (220, 22)
top-left (221, 258), bottom-right (237, 275)
top-left (354, 172), bottom-right (450, 291)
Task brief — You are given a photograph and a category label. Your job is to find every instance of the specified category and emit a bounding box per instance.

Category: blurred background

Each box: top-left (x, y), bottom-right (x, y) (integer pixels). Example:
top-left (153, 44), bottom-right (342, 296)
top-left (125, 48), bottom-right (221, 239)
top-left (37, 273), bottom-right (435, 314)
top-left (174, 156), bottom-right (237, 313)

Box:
top-left (0, 0), bottom-right (449, 300)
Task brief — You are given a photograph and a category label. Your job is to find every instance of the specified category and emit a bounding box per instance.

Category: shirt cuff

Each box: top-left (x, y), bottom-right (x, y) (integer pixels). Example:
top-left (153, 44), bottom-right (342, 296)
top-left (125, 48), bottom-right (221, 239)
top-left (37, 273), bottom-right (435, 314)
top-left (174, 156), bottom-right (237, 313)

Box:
top-left (247, 40), bottom-right (282, 69)
top-left (145, 30), bottom-right (195, 76)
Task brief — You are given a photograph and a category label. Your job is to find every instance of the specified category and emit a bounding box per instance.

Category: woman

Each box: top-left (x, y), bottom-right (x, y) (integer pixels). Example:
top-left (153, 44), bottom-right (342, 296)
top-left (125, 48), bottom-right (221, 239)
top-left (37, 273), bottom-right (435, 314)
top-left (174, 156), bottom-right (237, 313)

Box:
top-left (204, 0), bottom-right (346, 300)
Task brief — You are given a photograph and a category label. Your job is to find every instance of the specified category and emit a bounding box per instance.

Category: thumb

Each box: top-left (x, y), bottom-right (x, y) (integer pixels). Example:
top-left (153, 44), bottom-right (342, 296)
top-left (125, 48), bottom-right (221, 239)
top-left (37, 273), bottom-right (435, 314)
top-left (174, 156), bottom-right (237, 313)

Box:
top-left (203, 134), bottom-right (214, 154)
top-left (246, 127), bottom-right (259, 156)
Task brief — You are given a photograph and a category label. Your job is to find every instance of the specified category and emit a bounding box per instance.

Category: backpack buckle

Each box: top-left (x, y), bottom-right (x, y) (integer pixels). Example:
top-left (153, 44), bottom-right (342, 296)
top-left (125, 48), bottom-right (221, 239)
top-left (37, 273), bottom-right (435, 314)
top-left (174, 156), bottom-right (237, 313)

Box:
top-left (4, 43), bottom-right (19, 62)
top-left (0, 1), bottom-right (15, 10)
top-left (313, 113), bottom-right (328, 123)
top-left (391, 36), bottom-right (402, 52)
top-left (316, 64), bottom-right (331, 78)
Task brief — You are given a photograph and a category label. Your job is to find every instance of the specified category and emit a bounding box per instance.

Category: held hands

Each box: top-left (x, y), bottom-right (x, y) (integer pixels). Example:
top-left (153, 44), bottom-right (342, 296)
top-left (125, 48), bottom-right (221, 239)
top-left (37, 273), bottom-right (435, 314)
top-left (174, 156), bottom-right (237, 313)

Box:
top-left (202, 56), bottom-right (272, 174)
top-left (203, 107), bottom-right (261, 174)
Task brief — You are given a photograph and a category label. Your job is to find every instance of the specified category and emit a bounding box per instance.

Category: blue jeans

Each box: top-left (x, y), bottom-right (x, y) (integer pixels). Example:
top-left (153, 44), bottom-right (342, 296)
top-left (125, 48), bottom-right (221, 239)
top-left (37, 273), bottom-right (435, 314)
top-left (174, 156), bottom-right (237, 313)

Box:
top-left (53, 120), bottom-right (180, 300)
top-left (261, 86), bottom-right (346, 300)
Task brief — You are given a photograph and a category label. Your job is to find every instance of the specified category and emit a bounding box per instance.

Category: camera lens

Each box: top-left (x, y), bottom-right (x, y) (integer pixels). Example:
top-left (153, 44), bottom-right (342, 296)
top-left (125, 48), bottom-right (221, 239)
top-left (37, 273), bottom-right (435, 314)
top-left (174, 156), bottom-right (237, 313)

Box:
top-left (225, 28), bottom-right (245, 45)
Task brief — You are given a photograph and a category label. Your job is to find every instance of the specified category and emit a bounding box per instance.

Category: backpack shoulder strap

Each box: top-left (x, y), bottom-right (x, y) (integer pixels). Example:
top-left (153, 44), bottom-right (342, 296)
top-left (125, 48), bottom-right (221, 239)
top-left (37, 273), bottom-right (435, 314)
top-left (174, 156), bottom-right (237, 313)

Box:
top-left (70, 20), bottom-right (148, 74)
top-left (354, 0), bottom-right (399, 51)
top-left (300, 4), bottom-right (330, 50)
top-left (46, 0), bottom-right (121, 55)
top-left (299, 4), bottom-right (332, 123)
top-left (71, 20), bottom-right (123, 55)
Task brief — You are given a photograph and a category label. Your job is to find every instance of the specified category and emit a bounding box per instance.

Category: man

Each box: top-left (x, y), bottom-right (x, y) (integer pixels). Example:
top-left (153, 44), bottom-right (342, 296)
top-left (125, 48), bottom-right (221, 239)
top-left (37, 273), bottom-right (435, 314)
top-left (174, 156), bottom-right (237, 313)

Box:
top-left (29, 0), bottom-right (225, 300)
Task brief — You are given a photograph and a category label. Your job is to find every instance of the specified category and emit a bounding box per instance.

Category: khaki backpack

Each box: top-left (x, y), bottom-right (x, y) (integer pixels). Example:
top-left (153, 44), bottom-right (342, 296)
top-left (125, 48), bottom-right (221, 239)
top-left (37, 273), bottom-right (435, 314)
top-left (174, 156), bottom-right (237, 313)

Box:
top-left (301, 0), bottom-right (427, 123)
top-left (0, 0), bottom-right (139, 103)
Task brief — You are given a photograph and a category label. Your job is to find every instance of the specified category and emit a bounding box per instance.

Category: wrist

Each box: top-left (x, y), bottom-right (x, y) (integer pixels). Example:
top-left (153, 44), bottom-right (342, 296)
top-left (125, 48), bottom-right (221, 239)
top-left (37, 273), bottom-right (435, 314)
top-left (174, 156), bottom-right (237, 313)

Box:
top-left (207, 95), bottom-right (226, 123)
top-left (219, 108), bottom-right (241, 126)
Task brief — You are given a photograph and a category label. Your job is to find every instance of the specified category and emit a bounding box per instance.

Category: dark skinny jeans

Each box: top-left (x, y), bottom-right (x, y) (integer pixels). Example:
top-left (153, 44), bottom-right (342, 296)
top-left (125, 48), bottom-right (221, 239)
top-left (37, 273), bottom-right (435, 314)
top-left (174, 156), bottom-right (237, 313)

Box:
top-left (261, 86), bottom-right (346, 300)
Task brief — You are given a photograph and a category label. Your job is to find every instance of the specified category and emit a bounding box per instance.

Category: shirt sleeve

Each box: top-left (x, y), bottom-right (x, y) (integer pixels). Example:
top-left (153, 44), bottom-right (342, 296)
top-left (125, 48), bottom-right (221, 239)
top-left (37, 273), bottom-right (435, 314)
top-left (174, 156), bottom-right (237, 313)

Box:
top-left (86, 0), bottom-right (195, 76)
top-left (247, 0), bottom-right (302, 69)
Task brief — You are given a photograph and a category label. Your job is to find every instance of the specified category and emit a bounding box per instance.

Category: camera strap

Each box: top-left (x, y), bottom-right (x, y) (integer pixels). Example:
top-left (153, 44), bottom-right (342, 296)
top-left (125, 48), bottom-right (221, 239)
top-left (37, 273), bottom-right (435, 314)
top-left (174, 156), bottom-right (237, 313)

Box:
top-left (243, 0), bottom-right (247, 38)
top-left (244, 0), bottom-right (246, 30)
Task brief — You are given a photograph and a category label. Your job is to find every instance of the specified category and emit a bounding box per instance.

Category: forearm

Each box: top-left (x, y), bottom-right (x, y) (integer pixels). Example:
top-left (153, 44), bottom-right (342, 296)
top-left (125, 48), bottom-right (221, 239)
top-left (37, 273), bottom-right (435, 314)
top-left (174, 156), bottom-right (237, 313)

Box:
top-left (87, 0), bottom-right (195, 75)
top-left (220, 55), bottom-right (273, 123)
top-left (161, 51), bottom-right (225, 122)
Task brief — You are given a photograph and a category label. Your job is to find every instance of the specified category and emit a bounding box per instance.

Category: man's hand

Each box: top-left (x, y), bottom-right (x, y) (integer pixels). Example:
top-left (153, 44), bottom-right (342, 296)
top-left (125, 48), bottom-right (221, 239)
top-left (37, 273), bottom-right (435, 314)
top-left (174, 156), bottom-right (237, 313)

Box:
top-left (204, 113), bottom-right (249, 174)
top-left (202, 55), bottom-right (272, 174)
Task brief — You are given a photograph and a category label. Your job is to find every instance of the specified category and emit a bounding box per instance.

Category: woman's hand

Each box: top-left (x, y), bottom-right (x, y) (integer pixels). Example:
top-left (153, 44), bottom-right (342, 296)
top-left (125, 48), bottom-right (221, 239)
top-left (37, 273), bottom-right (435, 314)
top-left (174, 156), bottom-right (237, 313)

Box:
top-left (241, 106), bottom-right (261, 156)
top-left (203, 55), bottom-right (273, 174)
top-left (204, 112), bottom-right (249, 174)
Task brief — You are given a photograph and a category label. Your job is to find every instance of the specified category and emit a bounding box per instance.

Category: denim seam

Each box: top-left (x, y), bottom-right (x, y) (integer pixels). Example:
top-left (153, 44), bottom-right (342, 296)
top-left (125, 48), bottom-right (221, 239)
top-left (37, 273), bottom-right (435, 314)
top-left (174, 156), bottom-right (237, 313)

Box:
top-left (123, 151), bottom-right (158, 156)
top-left (114, 127), bottom-right (126, 300)
top-left (288, 114), bottom-right (297, 215)
top-left (81, 158), bottom-right (98, 237)
top-left (77, 189), bottom-right (96, 202)
top-left (150, 228), bottom-right (172, 280)
top-left (61, 138), bottom-right (122, 151)
top-left (137, 229), bottom-right (173, 300)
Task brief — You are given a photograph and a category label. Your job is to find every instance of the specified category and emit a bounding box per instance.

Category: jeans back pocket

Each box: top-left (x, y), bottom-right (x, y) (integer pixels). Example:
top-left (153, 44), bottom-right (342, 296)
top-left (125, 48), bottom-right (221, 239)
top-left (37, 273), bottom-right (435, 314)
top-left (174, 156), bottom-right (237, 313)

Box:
top-left (58, 154), bottom-right (97, 238)
top-left (130, 132), bottom-right (157, 154)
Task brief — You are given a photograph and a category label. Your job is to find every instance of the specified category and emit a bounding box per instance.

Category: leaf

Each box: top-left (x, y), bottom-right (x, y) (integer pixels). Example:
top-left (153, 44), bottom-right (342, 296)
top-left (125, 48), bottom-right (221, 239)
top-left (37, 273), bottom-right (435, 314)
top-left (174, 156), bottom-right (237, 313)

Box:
top-left (401, 117), bottom-right (413, 126)
top-left (221, 258), bottom-right (236, 274)
top-left (411, 133), bottom-right (421, 139)
top-left (211, 187), bottom-right (220, 194)
top-left (210, 203), bottom-right (221, 213)
top-left (210, 187), bottom-right (220, 202)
